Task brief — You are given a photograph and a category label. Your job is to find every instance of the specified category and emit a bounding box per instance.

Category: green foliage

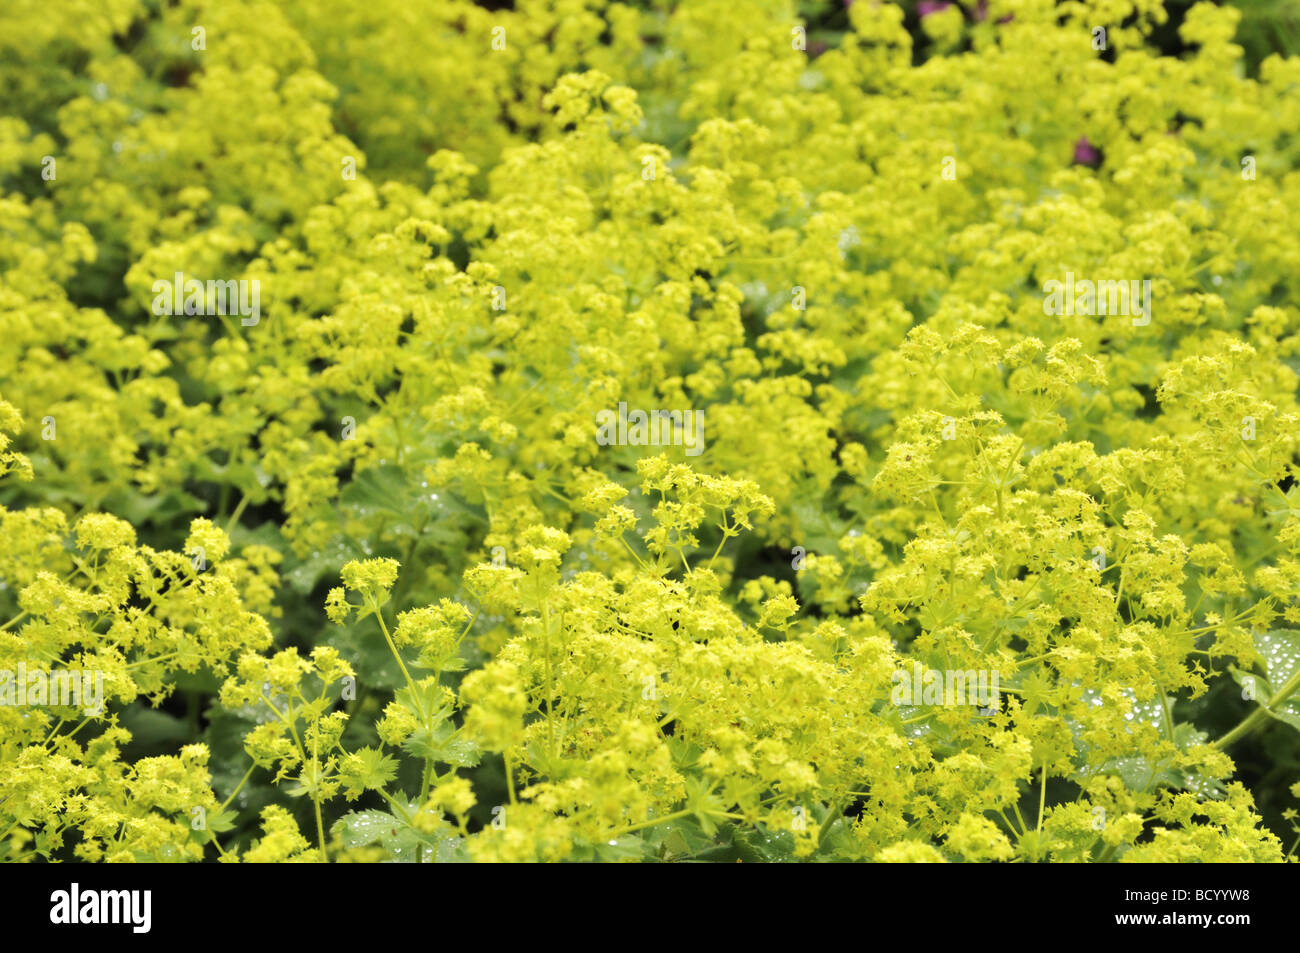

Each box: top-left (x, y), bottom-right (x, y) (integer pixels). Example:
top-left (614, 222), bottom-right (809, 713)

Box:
top-left (2, 0), bottom-right (1300, 863)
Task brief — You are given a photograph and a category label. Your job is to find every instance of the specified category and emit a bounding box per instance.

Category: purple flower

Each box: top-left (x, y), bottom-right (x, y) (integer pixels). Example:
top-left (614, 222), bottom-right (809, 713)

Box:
top-left (973, 1), bottom-right (1015, 24)
top-left (918, 1), bottom-right (953, 16)
top-left (1073, 137), bottom-right (1101, 167)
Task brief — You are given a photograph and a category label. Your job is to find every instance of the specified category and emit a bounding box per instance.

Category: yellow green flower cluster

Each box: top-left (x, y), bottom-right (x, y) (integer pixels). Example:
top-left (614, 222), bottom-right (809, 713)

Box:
top-left (2, 0), bottom-right (1300, 862)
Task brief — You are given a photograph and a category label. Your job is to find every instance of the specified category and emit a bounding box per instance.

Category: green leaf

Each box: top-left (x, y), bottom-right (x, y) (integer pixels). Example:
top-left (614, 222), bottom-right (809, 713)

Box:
top-left (283, 536), bottom-right (358, 595)
top-left (340, 464), bottom-right (468, 548)
top-left (683, 776), bottom-right (728, 836)
top-left (1254, 629), bottom-right (1300, 685)
top-left (734, 826), bottom-right (796, 862)
top-left (205, 806), bottom-right (239, 835)
top-left (1233, 630), bottom-right (1300, 735)
top-left (647, 818), bottom-right (713, 858)
top-left (594, 835), bottom-right (646, 862)
top-left (332, 810), bottom-right (401, 849)
top-left (790, 498), bottom-right (847, 555)
top-left (119, 705), bottom-right (191, 745)
top-left (338, 746), bottom-right (400, 797)
top-left (431, 833), bottom-right (470, 863)
top-left (403, 720), bottom-right (481, 768)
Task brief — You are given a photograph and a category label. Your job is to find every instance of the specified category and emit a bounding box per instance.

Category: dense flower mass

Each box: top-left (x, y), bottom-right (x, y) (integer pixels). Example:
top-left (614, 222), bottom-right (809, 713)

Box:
top-left (2, 0), bottom-right (1300, 863)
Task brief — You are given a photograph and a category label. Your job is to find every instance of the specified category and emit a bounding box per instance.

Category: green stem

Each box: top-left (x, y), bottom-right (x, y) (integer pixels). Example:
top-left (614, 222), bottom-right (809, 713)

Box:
top-left (1213, 665), bottom-right (1300, 750)
top-left (1015, 651), bottom-right (1056, 669)
top-left (1012, 801), bottom-right (1029, 837)
top-left (611, 808), bottom-right (694, 838)
top-left (0, 611), bottom-right (29, 632)
top-left (542, 601), bottom-right (556, 757)
top-left (219, 763), bottom-right (256, 813)
top-left (314, 798), bottom-right (328, 863)
top-left (818, 799), bottom-right (845, 846)
top-left (224, 494), bottom-right (250, 534)
top-left (706, 519), bottom-right (733, 570)
top-left (1158, 687), bottom-right (1178, 747)
top-left (504, 750), bottom-right (518, 805)
top-left (369, 593), bottom-right (438, 859)
top-left (311, 707), bottom-right (328, 863)
top-left (369, 597), bottom-right (424, 720)
top-left (260, 692), bottom-right (327, 860)
top-left (1035, 761), bottom-right (1047, 858)
top-left (378, 789), bottom-right (414, 823)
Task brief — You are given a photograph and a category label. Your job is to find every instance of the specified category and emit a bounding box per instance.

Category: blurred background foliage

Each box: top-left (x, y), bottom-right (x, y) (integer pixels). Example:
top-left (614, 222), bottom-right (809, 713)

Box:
top-left (2, 0), bottom-right (1298, 860)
